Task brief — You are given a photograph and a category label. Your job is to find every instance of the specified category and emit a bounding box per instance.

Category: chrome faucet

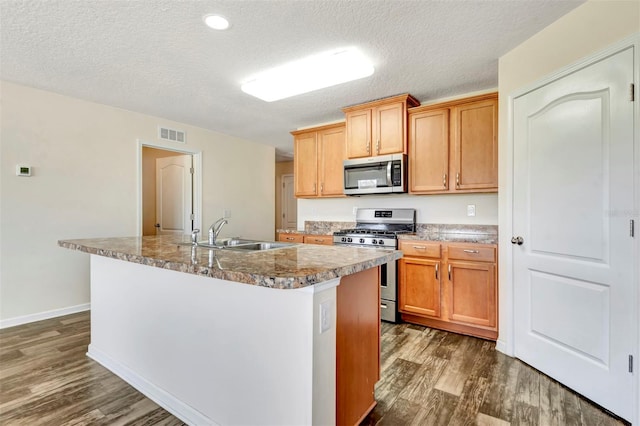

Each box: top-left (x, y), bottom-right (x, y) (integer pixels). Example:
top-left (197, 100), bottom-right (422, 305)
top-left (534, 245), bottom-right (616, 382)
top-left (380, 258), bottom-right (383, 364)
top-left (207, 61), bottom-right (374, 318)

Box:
top-left (208, 218), bottom-right (228, 245)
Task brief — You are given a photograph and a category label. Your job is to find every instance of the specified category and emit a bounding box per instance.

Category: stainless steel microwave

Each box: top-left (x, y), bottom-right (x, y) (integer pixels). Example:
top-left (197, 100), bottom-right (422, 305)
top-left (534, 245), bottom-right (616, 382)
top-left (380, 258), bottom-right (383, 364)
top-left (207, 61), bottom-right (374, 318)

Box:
top-left (343, 154), bottom-right (407, 195)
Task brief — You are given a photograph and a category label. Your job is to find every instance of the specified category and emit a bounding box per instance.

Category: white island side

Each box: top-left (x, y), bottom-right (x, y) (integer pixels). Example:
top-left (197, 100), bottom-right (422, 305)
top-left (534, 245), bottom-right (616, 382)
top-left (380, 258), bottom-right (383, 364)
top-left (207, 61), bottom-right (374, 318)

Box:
top-left (59, 236), bottom-right (400, 426)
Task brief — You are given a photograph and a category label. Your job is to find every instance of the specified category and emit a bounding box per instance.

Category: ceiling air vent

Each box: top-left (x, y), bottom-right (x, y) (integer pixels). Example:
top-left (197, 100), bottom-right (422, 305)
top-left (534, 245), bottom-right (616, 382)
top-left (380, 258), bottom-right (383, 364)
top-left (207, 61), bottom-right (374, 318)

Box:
top-left (158, 126), bottom-right (186, 144)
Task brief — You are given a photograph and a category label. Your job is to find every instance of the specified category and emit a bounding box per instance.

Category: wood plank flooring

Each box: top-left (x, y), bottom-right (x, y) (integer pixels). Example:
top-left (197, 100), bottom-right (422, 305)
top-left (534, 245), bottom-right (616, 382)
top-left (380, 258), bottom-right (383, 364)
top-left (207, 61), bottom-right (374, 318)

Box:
top-left (0, 311), bottom-right (628, 425)
top-left (362, 322), bottom-right (628, 426)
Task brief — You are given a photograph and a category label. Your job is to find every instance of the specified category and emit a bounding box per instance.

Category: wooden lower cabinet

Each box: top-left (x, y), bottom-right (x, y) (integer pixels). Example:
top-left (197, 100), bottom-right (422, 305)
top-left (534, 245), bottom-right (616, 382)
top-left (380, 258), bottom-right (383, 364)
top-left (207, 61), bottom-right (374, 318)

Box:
top-left (277, 233), bottom-right (333, 245)
top-left (399, 257), bottom-right (441, 318)
top-left (277, 233), bottom-right (305, 243)
top-left (303, 234), bottom-right (333, 245)
top-left (398, 240), bottom-right (498, 340)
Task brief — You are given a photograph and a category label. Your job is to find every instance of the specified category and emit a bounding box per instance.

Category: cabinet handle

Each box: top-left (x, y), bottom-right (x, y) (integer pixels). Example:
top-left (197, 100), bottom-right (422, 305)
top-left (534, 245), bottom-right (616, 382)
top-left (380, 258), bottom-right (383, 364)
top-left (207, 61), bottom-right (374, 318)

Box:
top-left (456, 173), bottom-right (460, 188)
top-left (320, 183), bottom-right (324, 193)
top-left (443, 173), bottom-right (447, 188)
top-left (376, 139), bottom-right (380, 154)
top-left (313, 183), bottom-right (316, 193)
top-left (314, 238), bottom-right (324, 242)
top-left (448, 264), bottom-right (452, 281)
top-left (285, 237), bottom-right (295, 241)
top-left (435, 263), bottom-right (439, 280)
top-left (413, 245), bottom-right (426, 250)
top-left (366, 141), bottom-right (370, 153)
top-left (463, 249), bottom-right (479, 254)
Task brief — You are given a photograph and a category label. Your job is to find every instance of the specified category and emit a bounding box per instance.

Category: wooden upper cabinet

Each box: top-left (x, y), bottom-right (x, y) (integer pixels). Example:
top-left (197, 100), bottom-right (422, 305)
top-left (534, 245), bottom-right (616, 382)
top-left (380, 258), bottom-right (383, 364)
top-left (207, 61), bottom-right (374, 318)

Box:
top-left (318, 125), bottom-right (346, 197)
top-left (343, 94), bottom-right (419, 159)
top-left (293, 131), bottom-right (318, 197)
top-left (409, 108), bottom-right (450, 193)
top-left (376, 102), bottom-right (405, 155)
top-left (451, 98), bottom-right (498, 191)
top-left (408, 93), bottom-right (498, 194)
top-left (292, 123), bottom-right (346, 198)
top-left (345, 109), bottom-right (372, 158)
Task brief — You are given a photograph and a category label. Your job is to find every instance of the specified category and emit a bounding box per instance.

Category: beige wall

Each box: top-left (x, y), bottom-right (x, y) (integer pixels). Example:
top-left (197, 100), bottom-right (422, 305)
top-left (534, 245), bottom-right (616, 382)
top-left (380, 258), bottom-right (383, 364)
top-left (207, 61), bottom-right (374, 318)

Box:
top-left (496, 0), bottom-right (639, 354)
top-left (142, 147), bottom-right (184, 236)
top-left (0, 81), bottom-right (275, 322)
top-left (275, 161), bottom-right (294, 233)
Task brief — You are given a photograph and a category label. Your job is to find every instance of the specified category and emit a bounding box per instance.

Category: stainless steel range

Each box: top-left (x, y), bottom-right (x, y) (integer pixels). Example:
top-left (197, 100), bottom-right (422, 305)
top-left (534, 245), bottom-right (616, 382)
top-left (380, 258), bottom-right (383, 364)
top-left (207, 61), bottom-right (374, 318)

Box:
top-left (333, 208), bottom-right (416, 322)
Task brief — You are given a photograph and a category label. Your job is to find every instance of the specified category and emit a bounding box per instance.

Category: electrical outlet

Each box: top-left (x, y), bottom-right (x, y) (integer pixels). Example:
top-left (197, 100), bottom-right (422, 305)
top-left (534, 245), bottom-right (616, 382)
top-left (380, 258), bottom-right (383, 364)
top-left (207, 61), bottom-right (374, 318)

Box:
top-left (467, 204), bottom-right (476, 217)
top-left (319, 300), bottom-right (333, 334)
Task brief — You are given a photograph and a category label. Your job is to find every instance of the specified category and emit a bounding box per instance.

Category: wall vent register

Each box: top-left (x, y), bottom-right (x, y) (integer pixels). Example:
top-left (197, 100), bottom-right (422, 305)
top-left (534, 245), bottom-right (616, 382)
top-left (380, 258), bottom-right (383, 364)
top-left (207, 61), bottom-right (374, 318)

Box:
top-left (158, 126), bottom-right (186, 144)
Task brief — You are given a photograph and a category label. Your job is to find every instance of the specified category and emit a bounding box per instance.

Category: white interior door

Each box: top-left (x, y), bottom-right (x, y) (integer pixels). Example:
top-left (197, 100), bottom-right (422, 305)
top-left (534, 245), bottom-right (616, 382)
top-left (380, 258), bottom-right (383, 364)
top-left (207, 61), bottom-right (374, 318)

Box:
top-left (513, 47), bottom-right (635, 421)
top-left (156, 155), bottom-right (193, 235)
top-left (282, 174), bottom-right (297, 230)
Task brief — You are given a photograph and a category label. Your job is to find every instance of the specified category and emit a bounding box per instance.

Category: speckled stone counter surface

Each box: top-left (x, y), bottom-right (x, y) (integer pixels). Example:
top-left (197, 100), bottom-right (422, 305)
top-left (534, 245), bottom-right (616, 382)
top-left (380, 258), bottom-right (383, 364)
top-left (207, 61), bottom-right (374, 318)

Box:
top-left (400, 224), bottom-right (498, 245)
top-left (277, 221), bottom-right (355, 235)
top-left (58, 235), bottom-right (401, 289)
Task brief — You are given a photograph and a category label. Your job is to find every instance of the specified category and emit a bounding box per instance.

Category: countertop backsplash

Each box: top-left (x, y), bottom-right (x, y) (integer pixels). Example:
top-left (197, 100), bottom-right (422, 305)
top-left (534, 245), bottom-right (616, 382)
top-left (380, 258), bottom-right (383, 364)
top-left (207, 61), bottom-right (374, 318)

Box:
top-left (278, 221), bottom-right (498, 244)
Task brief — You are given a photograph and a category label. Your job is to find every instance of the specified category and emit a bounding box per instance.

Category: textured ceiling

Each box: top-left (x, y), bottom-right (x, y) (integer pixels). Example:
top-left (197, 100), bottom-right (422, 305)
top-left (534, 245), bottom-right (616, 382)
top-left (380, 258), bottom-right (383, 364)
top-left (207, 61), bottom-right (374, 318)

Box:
top-left (0, 0), bottom-right (583, 160)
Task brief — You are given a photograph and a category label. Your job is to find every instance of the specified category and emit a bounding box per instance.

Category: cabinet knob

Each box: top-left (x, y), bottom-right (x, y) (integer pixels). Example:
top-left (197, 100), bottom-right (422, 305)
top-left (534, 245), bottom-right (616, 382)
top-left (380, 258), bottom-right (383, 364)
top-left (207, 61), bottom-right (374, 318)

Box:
top-left (511, 236), bottom-right (524, 245)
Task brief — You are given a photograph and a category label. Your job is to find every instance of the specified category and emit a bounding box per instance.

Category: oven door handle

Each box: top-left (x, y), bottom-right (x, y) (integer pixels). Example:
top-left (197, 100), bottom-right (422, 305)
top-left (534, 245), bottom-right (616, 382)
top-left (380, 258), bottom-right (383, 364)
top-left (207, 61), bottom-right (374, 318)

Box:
top-left (386, 161), bottom-right (392, 186)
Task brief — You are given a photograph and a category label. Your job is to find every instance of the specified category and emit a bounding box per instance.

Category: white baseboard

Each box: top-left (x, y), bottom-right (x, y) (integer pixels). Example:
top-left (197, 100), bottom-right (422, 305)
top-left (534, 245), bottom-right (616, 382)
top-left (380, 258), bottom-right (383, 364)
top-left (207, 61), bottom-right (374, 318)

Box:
top-left (0, 303), bottom-right (91, 329)
top-left (495, 338), bottom-right (511, 356)
top-left (87, 345), bottom-right (216, 426)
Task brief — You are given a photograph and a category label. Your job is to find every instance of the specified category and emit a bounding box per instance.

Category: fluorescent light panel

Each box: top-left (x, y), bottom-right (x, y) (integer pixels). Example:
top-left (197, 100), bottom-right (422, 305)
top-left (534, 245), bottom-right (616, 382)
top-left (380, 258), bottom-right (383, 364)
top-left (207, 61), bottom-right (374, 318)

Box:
top-left (241, 48), bottom-right (374, 102)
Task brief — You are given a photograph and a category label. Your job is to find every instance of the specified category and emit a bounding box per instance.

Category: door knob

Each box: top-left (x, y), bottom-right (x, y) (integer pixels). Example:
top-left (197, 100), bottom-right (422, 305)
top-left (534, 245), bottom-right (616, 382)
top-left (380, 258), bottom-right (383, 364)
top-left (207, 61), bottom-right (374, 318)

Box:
top-left (511, 236), bottom-right (524, 245)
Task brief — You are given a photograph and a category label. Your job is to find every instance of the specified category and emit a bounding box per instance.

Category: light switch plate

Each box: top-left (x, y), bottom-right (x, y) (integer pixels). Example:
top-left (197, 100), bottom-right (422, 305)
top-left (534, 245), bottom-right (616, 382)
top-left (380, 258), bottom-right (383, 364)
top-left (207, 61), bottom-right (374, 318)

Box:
top-left (467, 204), bottom-right (476, 217)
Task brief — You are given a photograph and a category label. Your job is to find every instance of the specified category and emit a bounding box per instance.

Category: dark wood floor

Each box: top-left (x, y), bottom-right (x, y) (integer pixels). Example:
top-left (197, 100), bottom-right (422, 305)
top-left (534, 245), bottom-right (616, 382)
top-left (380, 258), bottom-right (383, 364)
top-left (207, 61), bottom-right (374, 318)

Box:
top-left (0, 311), bottom-right (626, 425)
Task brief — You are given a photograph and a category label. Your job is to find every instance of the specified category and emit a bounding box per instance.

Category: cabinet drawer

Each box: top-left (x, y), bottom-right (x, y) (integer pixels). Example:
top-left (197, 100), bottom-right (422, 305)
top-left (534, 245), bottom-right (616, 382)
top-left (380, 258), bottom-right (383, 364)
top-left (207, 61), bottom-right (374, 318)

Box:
top-left (447, 244), bottom-right (495, 262)
top-left (304, 235), bottom-right (333, 245)
top-left (278, 233), bottom-right (305, 243)
top-left (398, 240), bottom-right (441, 258)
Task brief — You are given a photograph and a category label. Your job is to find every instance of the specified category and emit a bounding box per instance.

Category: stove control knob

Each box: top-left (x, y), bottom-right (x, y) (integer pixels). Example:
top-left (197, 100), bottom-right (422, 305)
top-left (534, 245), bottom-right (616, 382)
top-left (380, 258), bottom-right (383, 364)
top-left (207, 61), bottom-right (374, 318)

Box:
top-left (378, 239), bottom-right (385, 245)
top-left (372, 239), bottom-right (377, 245)
top-left (341, 237), bottom-right (346, 242)
top-left (347, 237), bottom-right (352, 243)
top-left (359, 238), bottom-right (365, 244)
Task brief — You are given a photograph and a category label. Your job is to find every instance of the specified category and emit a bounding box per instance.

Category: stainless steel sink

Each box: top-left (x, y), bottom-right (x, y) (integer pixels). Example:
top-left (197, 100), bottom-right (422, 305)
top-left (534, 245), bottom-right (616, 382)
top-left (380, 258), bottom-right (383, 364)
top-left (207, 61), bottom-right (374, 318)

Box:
top-left (226, 242), bottom-right (293, 251)
top-left (192, 239), bottom-right (295, 251)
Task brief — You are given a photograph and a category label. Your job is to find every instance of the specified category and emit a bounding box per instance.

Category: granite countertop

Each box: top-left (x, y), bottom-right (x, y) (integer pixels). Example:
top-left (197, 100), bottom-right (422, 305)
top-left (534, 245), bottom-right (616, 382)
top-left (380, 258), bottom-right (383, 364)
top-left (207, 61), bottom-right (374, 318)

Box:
top-left (58, 235), bottom-right (401, 290)
top-left (400, 224), bottom-right (498, 245)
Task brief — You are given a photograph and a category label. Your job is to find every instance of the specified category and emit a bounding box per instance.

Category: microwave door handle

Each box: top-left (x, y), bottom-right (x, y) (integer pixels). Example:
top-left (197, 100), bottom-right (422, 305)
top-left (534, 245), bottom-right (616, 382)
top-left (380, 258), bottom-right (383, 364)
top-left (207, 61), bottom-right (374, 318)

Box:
top-left (387, 161), bottom-right (392, 186)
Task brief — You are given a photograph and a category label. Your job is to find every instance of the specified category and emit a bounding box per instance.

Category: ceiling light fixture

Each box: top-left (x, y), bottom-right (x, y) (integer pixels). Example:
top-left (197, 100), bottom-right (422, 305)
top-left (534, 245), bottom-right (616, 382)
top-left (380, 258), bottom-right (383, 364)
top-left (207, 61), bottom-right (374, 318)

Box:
top-left (241, 47), bottom-right (374, 102)
top-left (204, 14), bottom-right (230, 30)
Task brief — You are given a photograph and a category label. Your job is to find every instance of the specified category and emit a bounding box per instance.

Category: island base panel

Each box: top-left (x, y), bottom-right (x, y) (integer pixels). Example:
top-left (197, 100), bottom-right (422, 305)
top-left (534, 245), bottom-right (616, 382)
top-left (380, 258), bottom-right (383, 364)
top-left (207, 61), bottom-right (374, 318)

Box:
top-left (337, 266), bottom-right (381, 425)
top-left (89, 255), bottom-right (338, 426)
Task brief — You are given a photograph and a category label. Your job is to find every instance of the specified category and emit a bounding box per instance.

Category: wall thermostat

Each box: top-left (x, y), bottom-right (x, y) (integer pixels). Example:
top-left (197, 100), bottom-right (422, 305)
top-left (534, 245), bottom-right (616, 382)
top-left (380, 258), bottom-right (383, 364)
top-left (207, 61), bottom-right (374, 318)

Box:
top-left (16, 165), bottom-right (32, 177)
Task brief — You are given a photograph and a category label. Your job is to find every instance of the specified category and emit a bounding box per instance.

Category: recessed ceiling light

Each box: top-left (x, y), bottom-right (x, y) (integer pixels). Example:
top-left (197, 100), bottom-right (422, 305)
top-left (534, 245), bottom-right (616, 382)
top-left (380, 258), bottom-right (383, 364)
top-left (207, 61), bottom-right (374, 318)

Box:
top-left (241, 47), bottom-right (374, 102)
top-left (204, 14), bottom-right (230, 30)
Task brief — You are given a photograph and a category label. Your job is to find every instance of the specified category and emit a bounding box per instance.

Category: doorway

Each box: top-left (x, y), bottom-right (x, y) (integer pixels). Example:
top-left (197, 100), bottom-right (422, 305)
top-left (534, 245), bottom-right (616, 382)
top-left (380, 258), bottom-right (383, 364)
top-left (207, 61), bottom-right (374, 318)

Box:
top-left (281, 174), bottom-right (297, 230)
top-left (137, 140), bottom-right (202, 237)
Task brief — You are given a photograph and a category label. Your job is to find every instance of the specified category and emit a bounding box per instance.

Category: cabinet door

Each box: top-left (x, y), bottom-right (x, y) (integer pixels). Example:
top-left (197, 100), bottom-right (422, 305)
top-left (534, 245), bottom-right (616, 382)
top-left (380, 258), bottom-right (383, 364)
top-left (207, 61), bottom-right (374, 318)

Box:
top-left (345, 109), bottom-right (371, 158)
top-left (278, 233), bottom-right (305, 243)
top-left (303, 235), bottom-right (333, 245)
top-left (409, 108), bottom-right (450, 193)
top-left (447, 260), bottom-right (496, 328)
top-left (293, 132), bottom-right (318, 197)
top-left (451, 98), bottom-right (498, 191)
top-left (376, 102), bottom-right (405, 155)
top-left (399, 257), bottom-right (441, 318)
top-left (318, 126), bottom-right (346, 197)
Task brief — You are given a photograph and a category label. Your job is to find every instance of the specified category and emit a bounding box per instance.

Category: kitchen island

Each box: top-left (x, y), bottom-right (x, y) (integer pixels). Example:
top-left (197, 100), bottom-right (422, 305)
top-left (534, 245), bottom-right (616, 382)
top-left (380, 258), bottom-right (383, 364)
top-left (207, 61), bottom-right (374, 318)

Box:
top-left (59, 235), bottom-right (401, 426)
